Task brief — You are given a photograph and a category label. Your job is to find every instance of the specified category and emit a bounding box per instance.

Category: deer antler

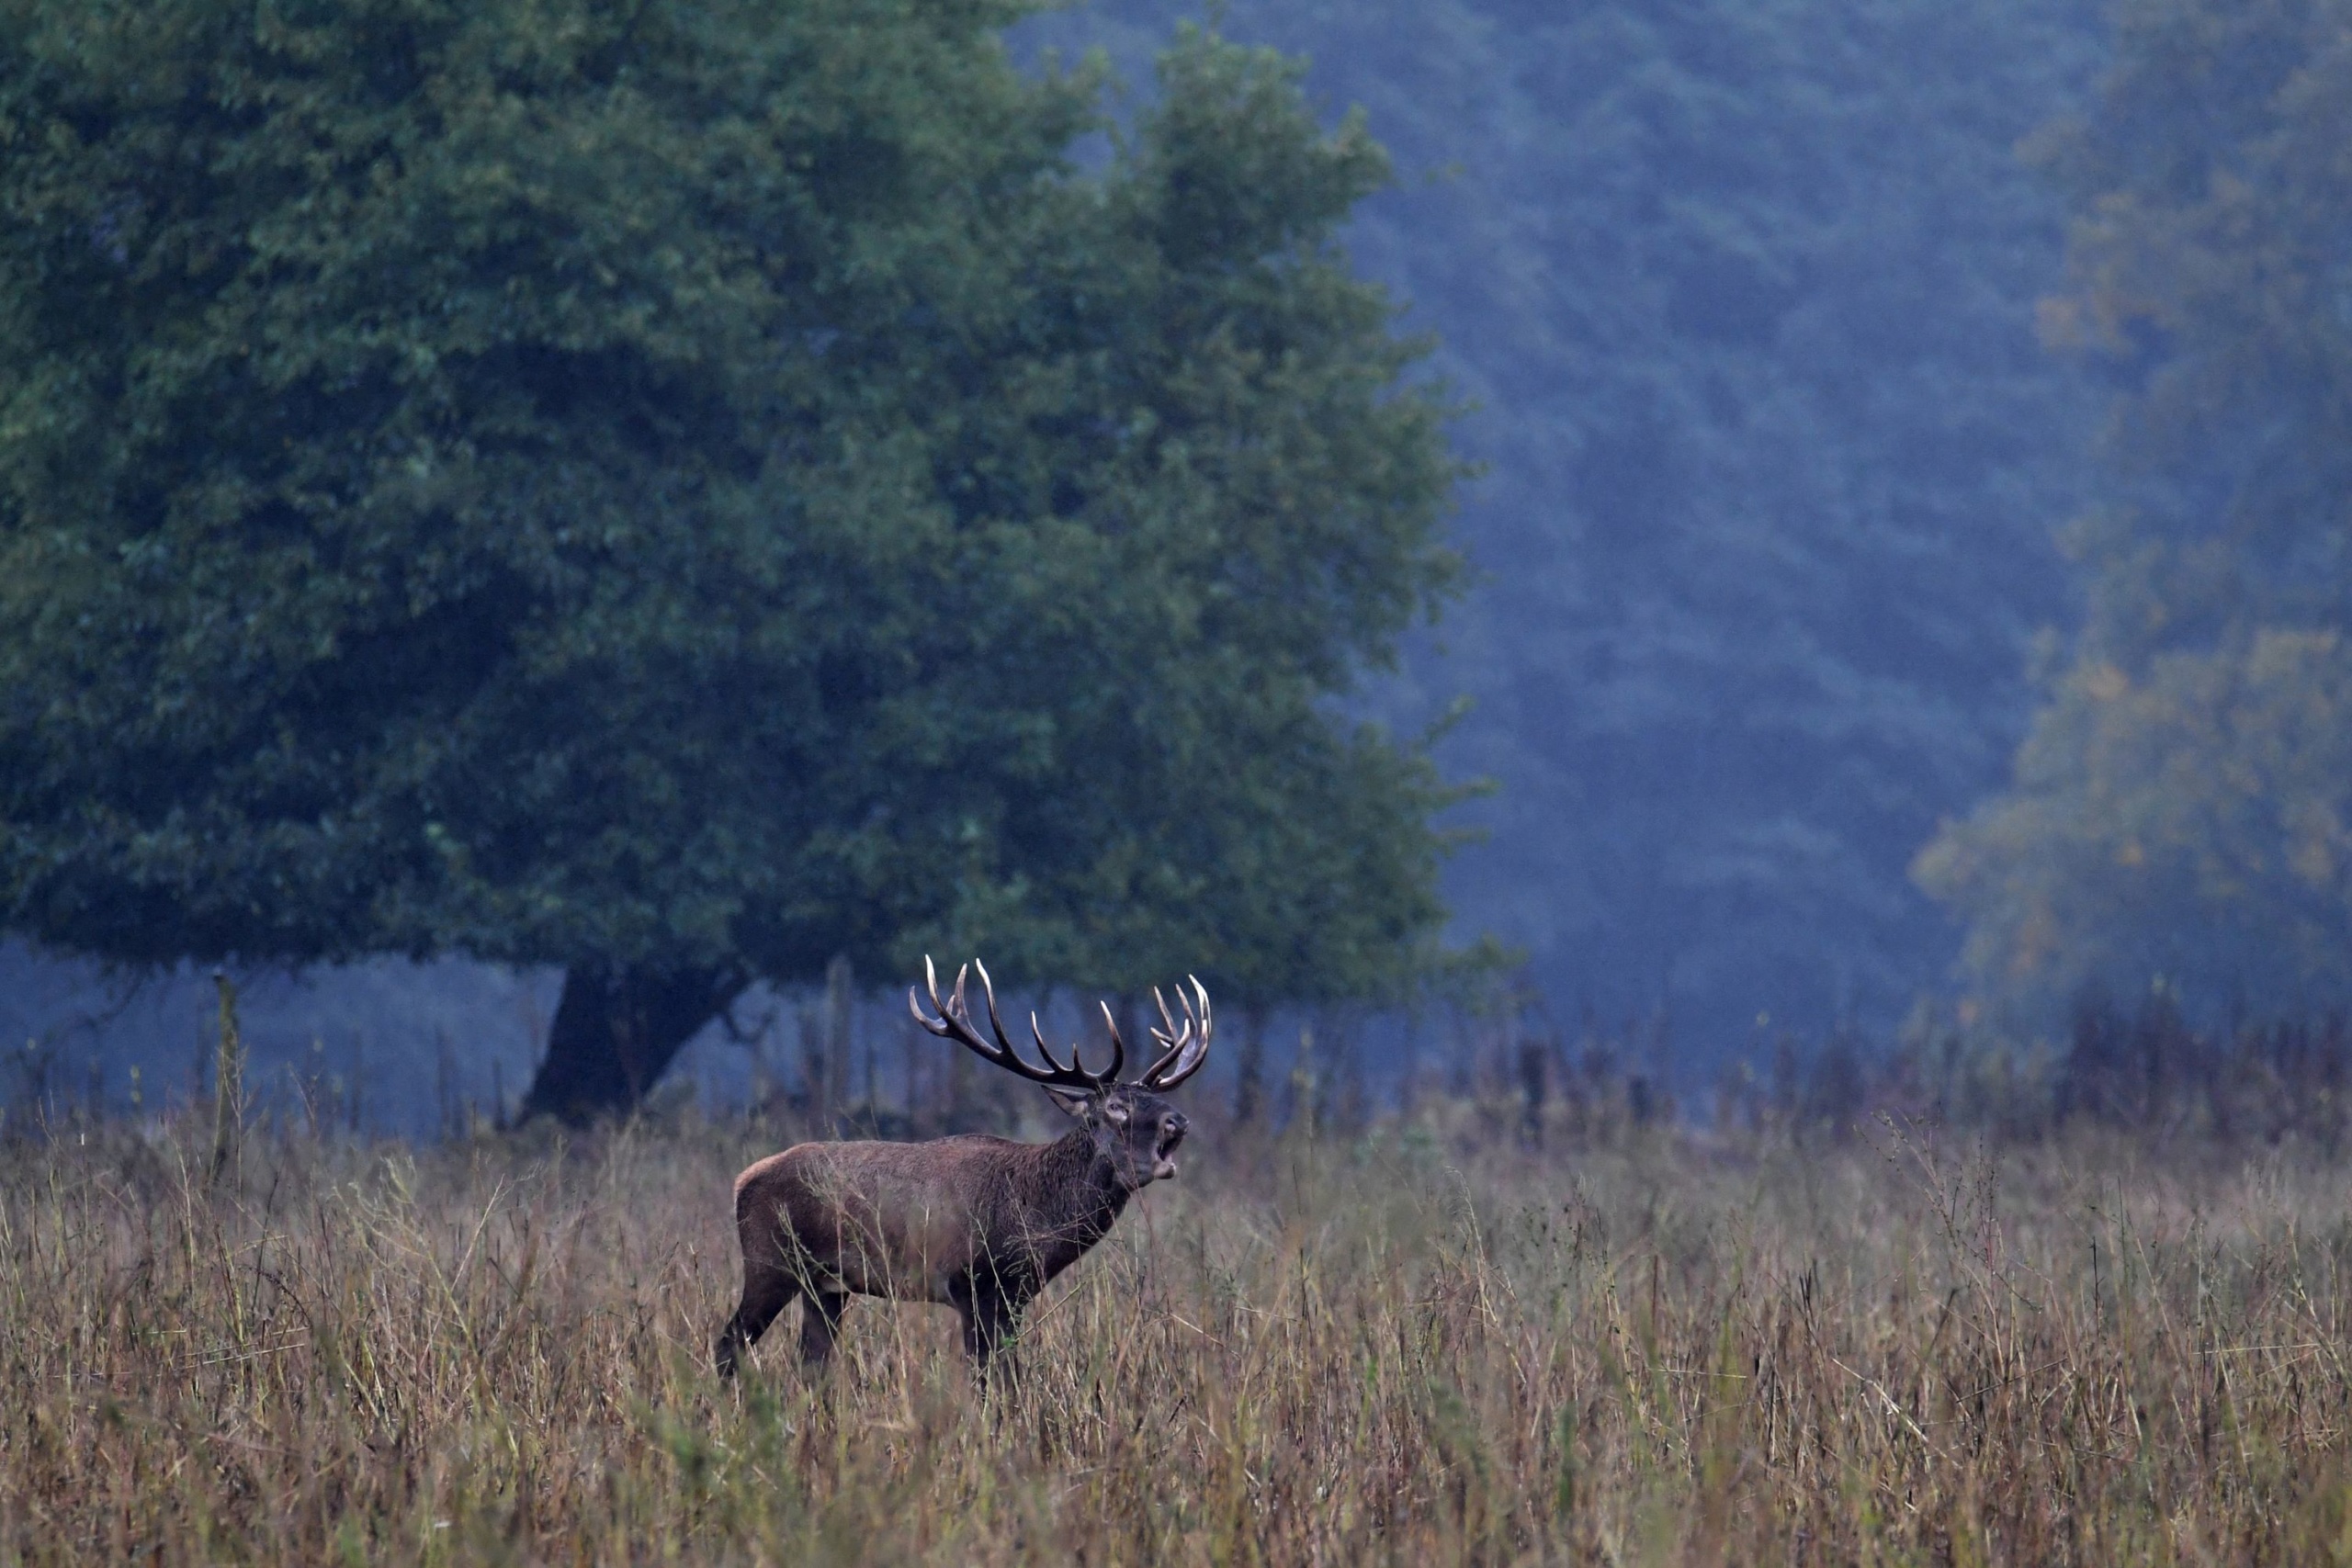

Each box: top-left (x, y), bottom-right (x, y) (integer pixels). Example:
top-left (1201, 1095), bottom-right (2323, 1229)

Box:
top-left (909, 957), bottom-right (1118, 1092)
top-left (1140, 976), bottom-right (1212, 1090)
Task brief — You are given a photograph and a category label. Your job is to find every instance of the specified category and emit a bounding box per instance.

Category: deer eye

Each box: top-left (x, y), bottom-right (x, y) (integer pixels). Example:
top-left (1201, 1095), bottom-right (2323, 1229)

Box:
top-left (1103, 1103), bottom-right (1128, 1125)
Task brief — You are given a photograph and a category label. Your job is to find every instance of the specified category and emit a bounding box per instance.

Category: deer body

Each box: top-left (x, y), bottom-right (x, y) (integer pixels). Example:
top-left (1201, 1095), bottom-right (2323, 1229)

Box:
top-left (715, 960), bottom-right (1208, 1378)
top-left (718, 1126), bottom-right (1138, 1372)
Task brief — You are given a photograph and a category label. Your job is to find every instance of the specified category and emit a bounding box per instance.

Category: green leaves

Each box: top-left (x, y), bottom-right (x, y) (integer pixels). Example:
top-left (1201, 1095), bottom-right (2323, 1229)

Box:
top-left (0, 3), bottom-right (1467, 1008)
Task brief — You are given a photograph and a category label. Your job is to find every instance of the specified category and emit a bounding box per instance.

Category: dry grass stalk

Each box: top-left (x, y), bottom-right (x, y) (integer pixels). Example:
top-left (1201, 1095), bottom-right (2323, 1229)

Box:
top-left (5, 1106), bottom-right (2352, 1563)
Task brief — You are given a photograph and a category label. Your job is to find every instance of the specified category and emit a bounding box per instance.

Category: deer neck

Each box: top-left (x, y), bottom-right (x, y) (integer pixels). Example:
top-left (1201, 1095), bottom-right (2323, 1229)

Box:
top-left (1012, 1124), bottom-right (1130, 1265)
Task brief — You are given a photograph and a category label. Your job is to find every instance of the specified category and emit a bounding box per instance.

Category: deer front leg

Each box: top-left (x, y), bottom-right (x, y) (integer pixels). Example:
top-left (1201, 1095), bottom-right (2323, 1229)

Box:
top-left (952, 1272), bottom-right (1026, 1384)
top-left (799, 1288), bottom-right (847, 1367)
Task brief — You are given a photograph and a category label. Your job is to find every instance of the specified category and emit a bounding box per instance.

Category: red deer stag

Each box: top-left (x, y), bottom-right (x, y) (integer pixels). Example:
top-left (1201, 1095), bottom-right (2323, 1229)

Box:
top-left (715, 957), bottom-right (1210, 1377)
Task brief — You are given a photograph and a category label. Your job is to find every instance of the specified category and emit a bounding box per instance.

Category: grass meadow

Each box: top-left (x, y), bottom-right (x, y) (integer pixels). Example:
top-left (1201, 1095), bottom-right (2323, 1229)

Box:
top-left (8, 1093), bottom-right (2352, 1564)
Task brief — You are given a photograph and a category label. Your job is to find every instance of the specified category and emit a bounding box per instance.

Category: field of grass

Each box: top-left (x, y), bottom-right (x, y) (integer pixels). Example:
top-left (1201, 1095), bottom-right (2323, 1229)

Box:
top-left (7, 1099), bottom-right (2352, 1564)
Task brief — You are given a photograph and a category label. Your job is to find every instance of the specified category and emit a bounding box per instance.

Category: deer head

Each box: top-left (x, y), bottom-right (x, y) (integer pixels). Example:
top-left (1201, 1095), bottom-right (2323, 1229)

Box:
top-left (909, 957), bottom-right (1211, 1192)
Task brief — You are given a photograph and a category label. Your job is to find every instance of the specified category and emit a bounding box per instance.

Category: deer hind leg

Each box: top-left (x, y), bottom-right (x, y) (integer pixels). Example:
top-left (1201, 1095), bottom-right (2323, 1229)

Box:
top-left (798, 1288), bottom-right (847, 1367)
top-left (715, 1263), bottom-right (799, 1379)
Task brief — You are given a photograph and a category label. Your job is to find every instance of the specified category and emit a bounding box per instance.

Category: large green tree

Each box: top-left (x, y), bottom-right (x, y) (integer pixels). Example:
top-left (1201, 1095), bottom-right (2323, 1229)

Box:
top-left (0, 0), bottom-right (1465, 1120)
top-left (1917, 0), bottom-right (2352, 1015)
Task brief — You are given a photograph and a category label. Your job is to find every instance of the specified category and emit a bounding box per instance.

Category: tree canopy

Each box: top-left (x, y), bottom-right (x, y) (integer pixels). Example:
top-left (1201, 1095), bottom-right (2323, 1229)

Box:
top-left (1029, 0), bottom-right (2107, 1041)
top-left (1917, 0), bottom-right (2352, 1016)
top-left (0, 0), bottom-right (1467, 1117)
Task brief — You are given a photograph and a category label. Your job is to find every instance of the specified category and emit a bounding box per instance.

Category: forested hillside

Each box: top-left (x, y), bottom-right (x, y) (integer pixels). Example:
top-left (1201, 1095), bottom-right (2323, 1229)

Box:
top-left (28, 0), bottom-right (2302, 1110)
top-left (1029, 0), bottom-right (2107, 1043)
top-left (1920, 0), bottom-right (2352, 1020)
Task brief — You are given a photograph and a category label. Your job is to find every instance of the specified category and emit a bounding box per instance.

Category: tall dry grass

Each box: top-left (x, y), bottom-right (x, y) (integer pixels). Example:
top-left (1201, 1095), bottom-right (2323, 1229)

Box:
top-left (6, 1102), bottom-right (2352, 1564)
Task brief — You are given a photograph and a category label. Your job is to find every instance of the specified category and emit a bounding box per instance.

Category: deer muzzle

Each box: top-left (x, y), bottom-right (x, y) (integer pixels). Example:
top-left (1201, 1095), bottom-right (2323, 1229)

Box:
top-left (1153, 1113), bottom-right (1189, 1180)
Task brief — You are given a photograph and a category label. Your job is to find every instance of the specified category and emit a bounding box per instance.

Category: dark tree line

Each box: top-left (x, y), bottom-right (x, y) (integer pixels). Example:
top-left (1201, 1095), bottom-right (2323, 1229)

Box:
top-left (1027, 0), bottom-right (2110, 1042)
top-left (1921, 0), bottom-right (2352, 1018)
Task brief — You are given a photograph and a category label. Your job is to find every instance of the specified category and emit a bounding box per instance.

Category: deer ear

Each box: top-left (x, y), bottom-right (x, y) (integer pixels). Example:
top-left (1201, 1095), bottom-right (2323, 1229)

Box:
top-left (1043, 1085), bottom-right (1091, 1119)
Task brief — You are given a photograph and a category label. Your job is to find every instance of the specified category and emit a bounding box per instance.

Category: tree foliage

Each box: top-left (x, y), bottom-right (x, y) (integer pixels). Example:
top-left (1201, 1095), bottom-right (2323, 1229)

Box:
top-left (1030, 0), bottom-right (2105, 1039)
top-left (1918, 0), bottom-right (2352, 1014)
top-left (0, 0), bottom-right (1466, 1114)
top-left (1919, 631), bottom-right (2352, 1007)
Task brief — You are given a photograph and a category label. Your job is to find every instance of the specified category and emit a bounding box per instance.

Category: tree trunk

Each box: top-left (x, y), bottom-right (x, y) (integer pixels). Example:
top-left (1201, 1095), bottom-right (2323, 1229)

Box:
top-left (520, 961), bottom-right (747, 1125)
top-left (1232, 1006), bottom-right (1266, 1125)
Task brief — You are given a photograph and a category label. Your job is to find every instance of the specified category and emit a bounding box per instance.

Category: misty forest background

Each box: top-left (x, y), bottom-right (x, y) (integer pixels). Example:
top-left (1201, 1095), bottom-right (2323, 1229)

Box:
top-left (6, 0), bottom-right (2347, 1134)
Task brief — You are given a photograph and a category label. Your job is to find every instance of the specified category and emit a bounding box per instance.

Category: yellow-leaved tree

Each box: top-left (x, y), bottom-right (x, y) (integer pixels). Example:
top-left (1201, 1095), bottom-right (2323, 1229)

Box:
top-left (1918, 630), bottom-right (2352, 1010)
top-left (1919, 0), bottom-right (2352, 1017)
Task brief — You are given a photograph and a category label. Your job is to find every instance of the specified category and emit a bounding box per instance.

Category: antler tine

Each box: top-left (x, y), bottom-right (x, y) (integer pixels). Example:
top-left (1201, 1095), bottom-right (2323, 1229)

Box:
top-left (1140, 985), bottom-right (1189, 1082)
top-left (971, 960), bottom-right (1031, 1059)
top-left (1141, 976), bottom-right (1213, 1089)
top-left (908, 955), bottom-right (1110, 1091)
top-left (910, 959), bottom-right (1001, 1064)
top-left (1094, 1000), bottom-right (1128, 1085)
top-left (905, 955), bottom-right (947, 1035)
top-left (1012, 1010), bottom-right (1065, 1078)
top-left (976, 957), bottom-right (1104, 1079)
